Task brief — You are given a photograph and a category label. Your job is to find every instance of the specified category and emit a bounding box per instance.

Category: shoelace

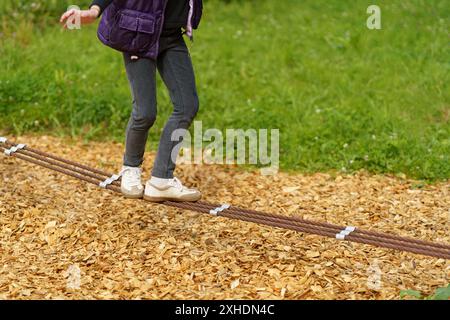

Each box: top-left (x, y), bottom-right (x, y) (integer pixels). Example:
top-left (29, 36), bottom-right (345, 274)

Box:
top-left (120, 167), bottom-right (142, 187)
top-left (169, 177), bottom-right (189, 191)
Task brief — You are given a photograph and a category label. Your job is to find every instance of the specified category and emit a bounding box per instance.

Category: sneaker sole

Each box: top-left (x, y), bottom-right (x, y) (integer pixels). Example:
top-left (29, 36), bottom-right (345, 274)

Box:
top-left (121, 187), bottom-right (144, 199)
top-left (143, 194), bottom-right (201, 203)
top-left (122, 192), bottom-right (144, 199)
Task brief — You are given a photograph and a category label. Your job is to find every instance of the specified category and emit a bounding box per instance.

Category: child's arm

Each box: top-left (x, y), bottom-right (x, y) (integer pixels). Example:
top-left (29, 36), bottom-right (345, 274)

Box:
top-left (59, 1), bottom-right (113, 28)
top-left (89, 0), bottom-right (113, 16)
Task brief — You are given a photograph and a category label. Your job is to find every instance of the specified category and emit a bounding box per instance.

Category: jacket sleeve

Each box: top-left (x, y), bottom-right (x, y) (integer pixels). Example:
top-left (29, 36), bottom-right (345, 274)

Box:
top-left (90, 0), bottom-right (114, 15)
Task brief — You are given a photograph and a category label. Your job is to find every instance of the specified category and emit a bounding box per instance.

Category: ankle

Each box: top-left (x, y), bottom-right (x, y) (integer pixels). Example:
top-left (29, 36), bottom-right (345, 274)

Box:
top-left (149, 176), bottom-right (173, 188)
top-left (123, 165), bottom-right (141, 168)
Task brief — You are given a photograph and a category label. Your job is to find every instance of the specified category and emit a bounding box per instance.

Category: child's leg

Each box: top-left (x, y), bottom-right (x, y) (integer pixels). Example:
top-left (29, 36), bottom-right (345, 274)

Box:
top-left (122, 53), bottom-right (158, 167)
top-left (152, 36), bottom-right (199, 179)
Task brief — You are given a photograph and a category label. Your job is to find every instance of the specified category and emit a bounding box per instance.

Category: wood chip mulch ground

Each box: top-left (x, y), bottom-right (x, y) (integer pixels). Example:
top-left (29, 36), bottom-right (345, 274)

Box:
top-left (0, 135), bottom-right (448, 299)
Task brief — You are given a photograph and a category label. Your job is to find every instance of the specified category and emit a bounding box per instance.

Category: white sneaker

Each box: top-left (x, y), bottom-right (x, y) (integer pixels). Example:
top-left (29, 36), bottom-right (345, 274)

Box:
top-left (144, 177), bottom-right (202, 202)
top-left (120, 166), bottom-right (144, 198)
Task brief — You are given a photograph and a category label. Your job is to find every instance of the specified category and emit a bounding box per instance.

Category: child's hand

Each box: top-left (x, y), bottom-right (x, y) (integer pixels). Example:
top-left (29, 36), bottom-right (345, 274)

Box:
top-left (59, 6), bottom-right (100, 29)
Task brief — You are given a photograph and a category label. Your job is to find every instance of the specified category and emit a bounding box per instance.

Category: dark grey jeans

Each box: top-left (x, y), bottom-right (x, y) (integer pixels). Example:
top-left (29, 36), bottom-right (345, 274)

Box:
top-left (122, 34), bottom-right (199, 178)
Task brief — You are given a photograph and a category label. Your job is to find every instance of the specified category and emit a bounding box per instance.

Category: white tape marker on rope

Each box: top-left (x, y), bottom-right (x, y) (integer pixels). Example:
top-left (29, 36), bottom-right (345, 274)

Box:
top-left (209, 204), bottom-right (231, 215)
top-left (336, 226), bottom-right (356, 240)
top-left (99, 174), bottom-right (121, 188)
top-left (4, 144), bottom-right (26, 156)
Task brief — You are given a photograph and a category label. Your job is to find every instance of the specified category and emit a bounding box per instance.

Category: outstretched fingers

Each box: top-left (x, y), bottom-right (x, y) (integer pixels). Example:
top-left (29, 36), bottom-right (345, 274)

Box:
top-left (59, 9), bottom-right (77, 28)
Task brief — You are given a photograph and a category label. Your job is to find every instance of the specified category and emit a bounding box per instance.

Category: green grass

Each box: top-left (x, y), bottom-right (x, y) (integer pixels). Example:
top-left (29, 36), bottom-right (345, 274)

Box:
top-left (400, 284), bottom-right (450, 300)
top-left (0, 0), bottom-right (449, 181)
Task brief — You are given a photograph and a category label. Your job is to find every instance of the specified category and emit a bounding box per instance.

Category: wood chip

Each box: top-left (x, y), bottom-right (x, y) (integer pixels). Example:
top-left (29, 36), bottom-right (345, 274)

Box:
top-left (0, 135), bottom-right (448, 299)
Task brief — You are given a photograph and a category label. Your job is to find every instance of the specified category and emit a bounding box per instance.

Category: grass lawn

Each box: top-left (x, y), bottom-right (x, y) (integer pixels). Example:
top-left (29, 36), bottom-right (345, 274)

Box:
top-left (0, 0), bottom-right (448, 180)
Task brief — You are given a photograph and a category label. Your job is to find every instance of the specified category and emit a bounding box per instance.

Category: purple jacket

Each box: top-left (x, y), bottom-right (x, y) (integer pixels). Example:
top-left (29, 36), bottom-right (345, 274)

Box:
top-left (97, 0), bottom-right (203, 59)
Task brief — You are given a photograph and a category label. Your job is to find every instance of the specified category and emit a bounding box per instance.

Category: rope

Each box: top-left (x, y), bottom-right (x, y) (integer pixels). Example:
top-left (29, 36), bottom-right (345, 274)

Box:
top-left (1, 137), bottom-right (449, 259)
